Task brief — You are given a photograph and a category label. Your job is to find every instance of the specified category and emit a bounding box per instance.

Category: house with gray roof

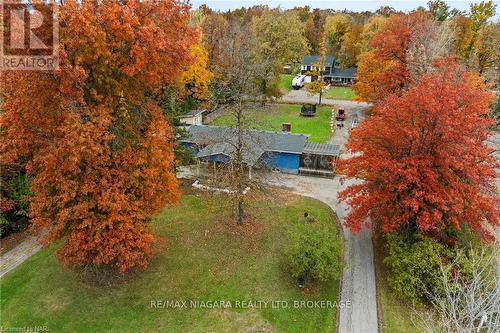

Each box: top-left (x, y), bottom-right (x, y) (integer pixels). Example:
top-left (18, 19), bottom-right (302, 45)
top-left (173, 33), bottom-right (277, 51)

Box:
top-left (180, 125), bottom-right (339, 176)
top-left (300, 55), bottom-right (357, 85)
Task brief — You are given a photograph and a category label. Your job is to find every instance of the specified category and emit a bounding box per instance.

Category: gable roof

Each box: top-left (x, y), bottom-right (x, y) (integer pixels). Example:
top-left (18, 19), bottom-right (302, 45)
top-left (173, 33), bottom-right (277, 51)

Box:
top-left (302, 55), bottom-right (335, 67)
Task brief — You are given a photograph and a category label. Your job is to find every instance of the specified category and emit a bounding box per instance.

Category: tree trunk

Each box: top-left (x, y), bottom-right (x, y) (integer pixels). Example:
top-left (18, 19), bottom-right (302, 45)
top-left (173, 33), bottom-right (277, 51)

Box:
top-left (237, 197), bottom-right (244, 225)
top-left (319, 90), bottom-right (322, 106)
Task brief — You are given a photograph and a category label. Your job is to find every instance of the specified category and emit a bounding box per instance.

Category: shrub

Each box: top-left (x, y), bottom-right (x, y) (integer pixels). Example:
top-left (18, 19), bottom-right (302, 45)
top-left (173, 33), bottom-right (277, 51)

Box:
top-left (286, 225), bottom-right (342, 286)
top-left (383, 231), bottom-right (494, 305)
top-left (384, 233), bottom-right (449, 304)
top-left (0, 172), bottom-right (31, 237)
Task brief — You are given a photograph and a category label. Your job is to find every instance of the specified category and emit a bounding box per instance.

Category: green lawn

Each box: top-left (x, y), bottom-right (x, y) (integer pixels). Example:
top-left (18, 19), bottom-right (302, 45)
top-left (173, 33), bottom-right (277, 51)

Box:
top-left (0, 192), bottom-right (342, 333)
top-left (324, 86), bottom-right (356, 100)
top-left (210, 104), bottom-right (332, 143)
top-left (279, 74), bottom-right (294, 91)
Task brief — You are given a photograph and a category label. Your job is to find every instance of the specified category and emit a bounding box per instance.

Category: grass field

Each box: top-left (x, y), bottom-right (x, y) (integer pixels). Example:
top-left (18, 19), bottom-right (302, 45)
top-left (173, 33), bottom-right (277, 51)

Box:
top-left (0, 192), bottom-right (342, 333)
top-left (210, 104), bottom-right (332, 143)
top-left (324, 86), bottom-right (356, 100)
top-left (279, 74), bottom-right (294, 91)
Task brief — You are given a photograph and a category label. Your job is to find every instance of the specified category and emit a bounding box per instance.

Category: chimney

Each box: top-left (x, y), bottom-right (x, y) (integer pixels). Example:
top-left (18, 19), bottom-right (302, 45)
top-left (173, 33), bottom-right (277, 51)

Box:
top-left (282, 123), bottom-right (291, 132)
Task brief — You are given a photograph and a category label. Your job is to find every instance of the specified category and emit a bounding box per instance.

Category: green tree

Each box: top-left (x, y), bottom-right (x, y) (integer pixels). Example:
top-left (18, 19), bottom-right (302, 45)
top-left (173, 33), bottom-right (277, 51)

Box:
top-left (251, 10), bottom-right (309, 105)
top-left (427, 0), bottom-right (450, 21)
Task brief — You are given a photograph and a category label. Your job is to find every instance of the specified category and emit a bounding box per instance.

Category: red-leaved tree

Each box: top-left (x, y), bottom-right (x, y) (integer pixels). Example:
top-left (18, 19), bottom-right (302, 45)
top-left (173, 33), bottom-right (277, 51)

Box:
top-left (339, 64), bottom-right (499, 241)
top-left (1, 0), bottom-right (196, 273)
top-left (354, 11), bottom-right (435, 102)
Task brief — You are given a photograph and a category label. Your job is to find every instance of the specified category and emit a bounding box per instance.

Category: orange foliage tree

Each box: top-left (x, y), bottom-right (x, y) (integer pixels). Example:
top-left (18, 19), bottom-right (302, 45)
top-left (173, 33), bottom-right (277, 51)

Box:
top-left (339, 64), bottom-right (499, 241)
top-left (1, 0), bottom-right (196, 273)
top-left (354, 12), bottom-right (433, 102)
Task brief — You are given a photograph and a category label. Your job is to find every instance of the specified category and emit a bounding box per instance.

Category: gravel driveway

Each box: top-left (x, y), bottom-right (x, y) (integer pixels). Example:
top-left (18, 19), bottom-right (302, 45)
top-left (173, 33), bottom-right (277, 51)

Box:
top-left (280, 88), bottom-right (370, 109)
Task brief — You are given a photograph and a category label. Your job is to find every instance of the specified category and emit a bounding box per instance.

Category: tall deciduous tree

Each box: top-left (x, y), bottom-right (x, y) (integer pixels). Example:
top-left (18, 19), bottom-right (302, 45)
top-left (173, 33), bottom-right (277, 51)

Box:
top-left (181, 42), bottom-right (214, 102)
top-left (251, 10), bottom-right (309, 105)
top-left (339, 23), bottom-right (363, 67)
top-left (357, 16), bottom-right (386, 54)
top-left (323, 14), bottom-right (351, 58)
top-left (470, 23), bottom-right (500, 80)
top-left (305, 9), bottom-right (325, 54)
top-left (1, 0), bottom-right (196, 273)
top-left (354, 11), bottom-right (434, 101)
top-left (339, 64), bottom-right (499, 240)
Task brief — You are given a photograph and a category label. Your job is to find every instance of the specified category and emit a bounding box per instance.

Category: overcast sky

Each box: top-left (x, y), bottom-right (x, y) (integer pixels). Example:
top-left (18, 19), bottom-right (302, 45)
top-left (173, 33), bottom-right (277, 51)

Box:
top-left (191, 0), bottom-right (500, 17)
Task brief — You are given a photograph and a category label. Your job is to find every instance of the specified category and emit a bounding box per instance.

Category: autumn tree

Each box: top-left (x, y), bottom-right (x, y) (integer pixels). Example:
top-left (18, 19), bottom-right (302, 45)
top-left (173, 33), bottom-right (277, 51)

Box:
top-left (449, 15), bottom-right (474, 60)
top-left (250, 10), bottom-right (309, 105)
top-left (354, 11), bottom-right (436, 101)
top-left (305, 9), bottom-right (325, 54)
top-left (339, 23), bottom-right (363, 67)
top-left (1, 0), bottom-right (196, 273)
top-left (339, 64), bottom-right (499, 241)
top-left (357, 16), bottom-right (386, 54)
top-left (200, 12), bottom-right (230, 70)
top-left (470, 23), bottom-right (500, 82)
top-left (463, 0), bottom-right (497, 60)
top-left (323, 13), bottom-right (351, 58)
top-left (181, 42), bottom-right (214, 102)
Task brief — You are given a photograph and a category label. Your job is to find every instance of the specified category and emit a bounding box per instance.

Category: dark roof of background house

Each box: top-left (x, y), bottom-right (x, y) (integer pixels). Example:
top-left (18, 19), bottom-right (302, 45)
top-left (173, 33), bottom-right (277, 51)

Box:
top-left (183, 125), bottom-right (308, 156)
top-left (329, 67), bottom-right (357, 78)
top-left (302, 142), bottom-right (340, 156)
top-left (302, 55), bottom-right (335, 67)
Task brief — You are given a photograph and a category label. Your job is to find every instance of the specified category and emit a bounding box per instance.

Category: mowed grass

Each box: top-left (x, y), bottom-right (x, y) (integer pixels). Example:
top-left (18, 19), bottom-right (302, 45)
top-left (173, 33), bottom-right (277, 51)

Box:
top-left (279, 74), bottom-right (294, 91)
top-left (210, 104), bottom-right (332, 143)
top-left (324, 86), bottom-right (356, 100)
top-left (0, 193), bottom-right (342, 333)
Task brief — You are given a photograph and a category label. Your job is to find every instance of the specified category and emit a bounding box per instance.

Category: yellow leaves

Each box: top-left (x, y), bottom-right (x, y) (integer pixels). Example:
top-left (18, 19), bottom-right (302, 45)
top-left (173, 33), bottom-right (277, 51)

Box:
top-left (180, 42), bottom-right (213, 101)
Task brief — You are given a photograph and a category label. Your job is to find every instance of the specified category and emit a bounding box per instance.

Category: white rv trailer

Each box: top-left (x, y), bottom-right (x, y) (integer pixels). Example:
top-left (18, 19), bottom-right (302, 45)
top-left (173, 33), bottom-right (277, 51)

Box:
top-left (292, 75), bottom-right (309, 90)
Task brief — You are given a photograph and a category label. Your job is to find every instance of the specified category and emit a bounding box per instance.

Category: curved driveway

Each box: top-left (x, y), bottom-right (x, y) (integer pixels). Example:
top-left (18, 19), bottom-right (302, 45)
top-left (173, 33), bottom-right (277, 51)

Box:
top-left (270, 96), bottom-right (378, 332)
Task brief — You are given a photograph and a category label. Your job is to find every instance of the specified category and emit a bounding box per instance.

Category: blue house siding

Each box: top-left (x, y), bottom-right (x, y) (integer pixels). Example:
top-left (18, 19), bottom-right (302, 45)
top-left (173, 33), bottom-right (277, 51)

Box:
top-left (259, 152), bottom-right (301, 174)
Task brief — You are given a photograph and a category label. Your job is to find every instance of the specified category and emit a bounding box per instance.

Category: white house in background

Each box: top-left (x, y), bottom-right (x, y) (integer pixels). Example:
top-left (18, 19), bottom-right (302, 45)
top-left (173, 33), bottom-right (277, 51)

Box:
top-left (179, 109), bottom-right (205, 126)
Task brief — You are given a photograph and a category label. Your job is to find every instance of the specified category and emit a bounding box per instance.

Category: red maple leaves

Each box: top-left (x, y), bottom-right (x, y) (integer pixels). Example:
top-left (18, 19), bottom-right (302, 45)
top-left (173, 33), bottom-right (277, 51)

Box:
top-left (1, 0), bottom-right (196, 273)
top-left (340, 65), bottom-right (499, 240)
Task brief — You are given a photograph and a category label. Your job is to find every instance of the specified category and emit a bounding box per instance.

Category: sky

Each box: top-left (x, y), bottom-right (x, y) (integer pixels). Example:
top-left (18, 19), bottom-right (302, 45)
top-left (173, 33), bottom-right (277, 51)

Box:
top-left (191, 0), bottom-right (500, 17)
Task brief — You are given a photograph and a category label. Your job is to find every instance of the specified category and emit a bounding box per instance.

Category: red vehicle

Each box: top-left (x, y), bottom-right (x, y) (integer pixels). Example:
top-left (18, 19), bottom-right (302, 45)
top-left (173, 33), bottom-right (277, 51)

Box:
top-left (335, 108), bottom-right (345, 121)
